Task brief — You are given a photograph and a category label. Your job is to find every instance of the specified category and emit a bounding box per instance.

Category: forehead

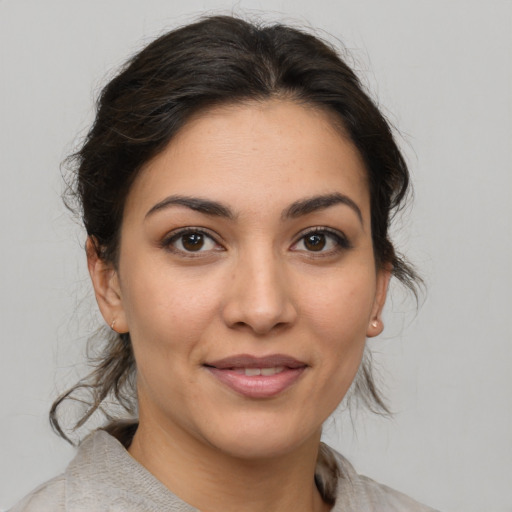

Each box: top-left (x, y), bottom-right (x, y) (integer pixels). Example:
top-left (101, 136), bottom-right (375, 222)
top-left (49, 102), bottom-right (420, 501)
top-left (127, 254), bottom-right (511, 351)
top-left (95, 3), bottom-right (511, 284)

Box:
top-left (124, 100), bottom-right (370, 221)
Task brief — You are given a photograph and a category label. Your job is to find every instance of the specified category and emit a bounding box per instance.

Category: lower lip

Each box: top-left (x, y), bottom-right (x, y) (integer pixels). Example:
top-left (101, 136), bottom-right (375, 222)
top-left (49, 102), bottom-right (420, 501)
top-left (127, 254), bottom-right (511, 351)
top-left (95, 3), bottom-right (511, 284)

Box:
top-left (206, 367), bottom-right (306, 398)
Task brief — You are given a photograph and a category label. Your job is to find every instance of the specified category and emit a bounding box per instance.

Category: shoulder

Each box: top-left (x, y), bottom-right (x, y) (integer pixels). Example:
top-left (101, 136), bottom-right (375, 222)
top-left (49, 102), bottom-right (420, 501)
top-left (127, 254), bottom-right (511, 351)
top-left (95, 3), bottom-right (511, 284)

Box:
top-left (354, 474), bottom-right (439, 512)
top-left (8, 475), bottom-right (66, 512)
top-left (320, 443), bottom-right (440, 512)
top-left (9, 428), bottom-right (197, 512)
top-left (8, 430), bottom-right (114, 512)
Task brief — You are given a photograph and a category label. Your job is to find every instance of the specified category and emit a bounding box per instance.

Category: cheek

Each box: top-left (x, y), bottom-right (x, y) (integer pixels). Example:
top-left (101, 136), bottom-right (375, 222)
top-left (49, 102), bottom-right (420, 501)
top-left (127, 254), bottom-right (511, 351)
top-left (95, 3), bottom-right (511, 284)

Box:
top-left (299, 268), bottom-right (376, 395)
top-left (123, 268), bottom-right (224, 414)
top-left (302, 268), bottom-right (376, 337)
top-left (119, 257), bottom-right (224, 363)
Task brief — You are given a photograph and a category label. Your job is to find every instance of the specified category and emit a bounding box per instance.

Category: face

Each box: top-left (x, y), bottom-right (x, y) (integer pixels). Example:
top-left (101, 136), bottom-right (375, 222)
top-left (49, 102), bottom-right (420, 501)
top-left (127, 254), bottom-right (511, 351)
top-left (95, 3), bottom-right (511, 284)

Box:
top-left (90, 100), bottom-right (389, 460)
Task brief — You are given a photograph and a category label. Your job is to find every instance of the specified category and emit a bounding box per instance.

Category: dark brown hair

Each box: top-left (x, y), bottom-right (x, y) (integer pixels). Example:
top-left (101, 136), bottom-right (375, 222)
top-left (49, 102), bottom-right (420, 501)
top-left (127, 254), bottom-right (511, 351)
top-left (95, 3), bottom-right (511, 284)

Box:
top-left (51, 15), bottom-right (420, 442)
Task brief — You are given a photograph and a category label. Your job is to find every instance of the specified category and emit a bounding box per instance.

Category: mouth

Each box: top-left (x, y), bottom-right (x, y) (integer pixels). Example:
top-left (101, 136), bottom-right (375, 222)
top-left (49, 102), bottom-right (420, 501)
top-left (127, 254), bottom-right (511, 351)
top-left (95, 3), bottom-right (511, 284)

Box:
top-left (203, 354), bottom-right (308, 398)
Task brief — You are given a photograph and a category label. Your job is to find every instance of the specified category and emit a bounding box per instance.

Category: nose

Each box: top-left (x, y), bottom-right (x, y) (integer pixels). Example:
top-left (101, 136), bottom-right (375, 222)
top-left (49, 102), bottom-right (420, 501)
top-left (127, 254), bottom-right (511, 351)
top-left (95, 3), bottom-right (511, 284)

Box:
top-left (221, 250), bottom-right (298, 335)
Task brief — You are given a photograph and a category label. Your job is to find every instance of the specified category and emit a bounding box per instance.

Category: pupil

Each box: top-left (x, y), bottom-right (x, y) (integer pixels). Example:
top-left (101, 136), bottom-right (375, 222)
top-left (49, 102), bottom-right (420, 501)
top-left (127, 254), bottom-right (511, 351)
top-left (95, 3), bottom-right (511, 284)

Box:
top-left (182, 233), bottom-right (204, 251)
top-left (305, 234), bottom-right (325, 251)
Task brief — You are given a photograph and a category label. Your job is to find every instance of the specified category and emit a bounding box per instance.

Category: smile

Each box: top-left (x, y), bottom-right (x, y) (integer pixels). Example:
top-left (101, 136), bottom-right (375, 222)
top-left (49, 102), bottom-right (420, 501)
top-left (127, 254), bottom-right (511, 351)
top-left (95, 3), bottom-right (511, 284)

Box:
top-left (204, 354), bottom-right (307, 398)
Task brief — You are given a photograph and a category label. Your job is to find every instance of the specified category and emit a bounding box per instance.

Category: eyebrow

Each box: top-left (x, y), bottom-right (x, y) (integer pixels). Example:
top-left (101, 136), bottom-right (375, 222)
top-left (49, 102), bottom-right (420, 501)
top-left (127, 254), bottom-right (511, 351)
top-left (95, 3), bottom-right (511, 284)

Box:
top-left (145, 192), bottom-right (363, 225)
top-left (283, 193), bottom-right (363, 225)
top-left (145, 195), bottom-right (236, 219)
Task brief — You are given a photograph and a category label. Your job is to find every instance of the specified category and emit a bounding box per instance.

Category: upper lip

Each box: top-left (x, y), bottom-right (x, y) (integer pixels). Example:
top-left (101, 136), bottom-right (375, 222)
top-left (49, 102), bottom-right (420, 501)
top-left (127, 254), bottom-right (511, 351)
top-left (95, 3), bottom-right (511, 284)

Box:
top-left (205, 354), bottom-right (307, 369)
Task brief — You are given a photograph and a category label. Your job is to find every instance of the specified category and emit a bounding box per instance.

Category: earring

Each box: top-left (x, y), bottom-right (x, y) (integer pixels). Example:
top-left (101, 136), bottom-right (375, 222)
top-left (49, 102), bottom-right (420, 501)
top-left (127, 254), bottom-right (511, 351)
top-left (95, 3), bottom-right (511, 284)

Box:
top-left (371, 319), bottom-right (379, 329)
top-left (110, 319), bottom-right (117, 332)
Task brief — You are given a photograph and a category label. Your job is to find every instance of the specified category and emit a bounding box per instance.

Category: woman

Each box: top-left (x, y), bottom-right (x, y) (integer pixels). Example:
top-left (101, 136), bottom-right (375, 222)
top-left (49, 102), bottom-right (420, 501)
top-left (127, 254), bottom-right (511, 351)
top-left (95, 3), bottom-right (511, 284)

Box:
top-left (11, 15), bottom-right (436, 512)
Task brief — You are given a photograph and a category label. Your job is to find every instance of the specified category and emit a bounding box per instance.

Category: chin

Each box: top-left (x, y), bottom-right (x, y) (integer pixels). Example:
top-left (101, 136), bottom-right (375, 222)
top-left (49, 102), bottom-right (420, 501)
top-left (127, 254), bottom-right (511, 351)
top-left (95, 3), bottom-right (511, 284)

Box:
top-left (211, 434), bottom-right (306, 461)
top-left (198, 414), bottom-right (321, 461)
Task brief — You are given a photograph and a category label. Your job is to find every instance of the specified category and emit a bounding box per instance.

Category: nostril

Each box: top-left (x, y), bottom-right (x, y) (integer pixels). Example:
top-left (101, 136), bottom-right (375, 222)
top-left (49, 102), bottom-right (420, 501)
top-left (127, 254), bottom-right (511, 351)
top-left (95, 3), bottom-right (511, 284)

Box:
top-left (231, 320), bottom-right (292, 336)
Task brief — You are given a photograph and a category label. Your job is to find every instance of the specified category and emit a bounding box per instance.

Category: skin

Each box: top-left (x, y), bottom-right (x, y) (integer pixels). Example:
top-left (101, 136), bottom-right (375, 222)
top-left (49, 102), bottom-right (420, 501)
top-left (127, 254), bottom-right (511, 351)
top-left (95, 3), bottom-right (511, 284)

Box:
top-left (88, 100), bottom-right (390, 512)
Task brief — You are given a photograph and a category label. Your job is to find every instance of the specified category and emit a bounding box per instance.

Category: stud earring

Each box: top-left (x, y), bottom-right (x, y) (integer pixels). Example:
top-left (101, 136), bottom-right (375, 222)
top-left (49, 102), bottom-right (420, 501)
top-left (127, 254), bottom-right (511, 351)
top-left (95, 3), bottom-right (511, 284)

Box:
top-left (110, 319), bottom-right (117, 331)
top-left (371, 319), bottom-right (379, 329)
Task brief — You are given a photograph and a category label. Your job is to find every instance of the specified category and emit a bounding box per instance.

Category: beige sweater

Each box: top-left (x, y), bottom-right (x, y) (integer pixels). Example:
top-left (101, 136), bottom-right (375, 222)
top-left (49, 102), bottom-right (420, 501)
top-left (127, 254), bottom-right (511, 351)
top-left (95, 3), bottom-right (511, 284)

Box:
top-left (10, 430), bottom-right (438, 512)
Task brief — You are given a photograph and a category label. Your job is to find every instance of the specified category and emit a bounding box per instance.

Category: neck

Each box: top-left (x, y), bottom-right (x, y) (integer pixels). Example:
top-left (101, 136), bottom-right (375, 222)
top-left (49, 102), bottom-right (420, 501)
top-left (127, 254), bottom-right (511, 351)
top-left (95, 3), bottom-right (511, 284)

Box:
top-left (128, 415), bottom-right (331, 512)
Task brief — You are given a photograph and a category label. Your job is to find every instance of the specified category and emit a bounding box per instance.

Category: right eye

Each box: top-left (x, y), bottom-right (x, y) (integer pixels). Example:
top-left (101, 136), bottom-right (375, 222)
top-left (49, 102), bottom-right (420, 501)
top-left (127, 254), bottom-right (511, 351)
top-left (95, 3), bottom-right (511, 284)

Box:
top-left (163, 229), bottom-right (222, 255)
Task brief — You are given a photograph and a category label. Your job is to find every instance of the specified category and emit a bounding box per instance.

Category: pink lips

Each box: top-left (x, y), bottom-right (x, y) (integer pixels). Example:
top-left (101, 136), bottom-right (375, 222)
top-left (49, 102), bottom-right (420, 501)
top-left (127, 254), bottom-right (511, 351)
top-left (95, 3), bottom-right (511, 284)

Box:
top-left (204, 354), bottom-right (307, 398)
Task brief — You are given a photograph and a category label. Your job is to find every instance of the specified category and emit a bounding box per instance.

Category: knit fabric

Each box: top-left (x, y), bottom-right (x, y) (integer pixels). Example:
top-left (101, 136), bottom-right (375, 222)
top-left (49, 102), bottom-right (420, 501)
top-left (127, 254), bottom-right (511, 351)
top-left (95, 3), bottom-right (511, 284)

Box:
top-left (10, 430), bottom-right (438, 512)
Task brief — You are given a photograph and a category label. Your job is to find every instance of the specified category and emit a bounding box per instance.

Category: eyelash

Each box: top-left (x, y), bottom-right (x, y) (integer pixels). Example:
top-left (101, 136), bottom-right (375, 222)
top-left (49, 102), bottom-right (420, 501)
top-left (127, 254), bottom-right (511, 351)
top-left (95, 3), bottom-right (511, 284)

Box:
top-left (160, 227), bottom-right (223, 256)
top-left (160, 226), bottom-right (351, 257)
top-left (291, 227), bottom-right (352, 255)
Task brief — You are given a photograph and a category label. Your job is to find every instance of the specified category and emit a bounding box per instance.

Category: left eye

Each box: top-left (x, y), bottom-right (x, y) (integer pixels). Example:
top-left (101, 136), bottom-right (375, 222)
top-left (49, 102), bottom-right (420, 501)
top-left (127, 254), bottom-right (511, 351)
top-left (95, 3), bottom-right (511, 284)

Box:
top-left (291, 230), bottom-right (348, 253)
top-left (166, 230), bottom-right (219, 253)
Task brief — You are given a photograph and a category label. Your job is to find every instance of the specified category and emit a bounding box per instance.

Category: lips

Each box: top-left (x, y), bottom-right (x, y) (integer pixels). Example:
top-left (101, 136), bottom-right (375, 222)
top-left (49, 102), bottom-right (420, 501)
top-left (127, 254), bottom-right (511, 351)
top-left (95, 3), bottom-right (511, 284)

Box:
top-left (206, 354), bottom-right (306, 369)
top-left (204, 354), bottom-right (307, 398)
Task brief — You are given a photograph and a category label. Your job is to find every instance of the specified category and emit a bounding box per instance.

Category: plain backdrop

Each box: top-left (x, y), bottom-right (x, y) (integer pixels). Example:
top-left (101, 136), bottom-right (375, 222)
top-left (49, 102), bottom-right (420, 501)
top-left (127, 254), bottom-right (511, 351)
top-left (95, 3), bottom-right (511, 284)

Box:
top-left (1, 1), bottom-right (511, 511)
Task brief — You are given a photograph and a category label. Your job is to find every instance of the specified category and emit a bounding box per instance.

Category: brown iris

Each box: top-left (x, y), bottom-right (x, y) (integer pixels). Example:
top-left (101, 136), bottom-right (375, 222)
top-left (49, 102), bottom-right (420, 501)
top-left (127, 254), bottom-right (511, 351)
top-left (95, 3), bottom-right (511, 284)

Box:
top-left (304, 233), bottom-right (326, 251)
top-left (182, 232), bottom-right (205, 251)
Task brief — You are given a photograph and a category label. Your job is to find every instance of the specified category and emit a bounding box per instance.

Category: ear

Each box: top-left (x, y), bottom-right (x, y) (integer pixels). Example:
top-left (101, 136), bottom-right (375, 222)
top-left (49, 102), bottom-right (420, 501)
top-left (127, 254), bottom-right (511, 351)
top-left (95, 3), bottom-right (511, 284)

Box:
top-left (366, 266), bottom-right (392, 338)
top-left (86, 237), bottom-right (128, 333)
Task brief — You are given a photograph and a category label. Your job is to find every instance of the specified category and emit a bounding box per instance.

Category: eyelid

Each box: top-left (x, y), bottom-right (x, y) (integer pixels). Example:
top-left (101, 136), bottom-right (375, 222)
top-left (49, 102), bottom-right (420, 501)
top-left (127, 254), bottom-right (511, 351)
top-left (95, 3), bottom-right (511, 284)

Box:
top-left (160, 227), bottom-right (225, 254)
top-left (291, 226), bottom-right (352, 252)
top-left (159, 225), bottom-right (350, 256)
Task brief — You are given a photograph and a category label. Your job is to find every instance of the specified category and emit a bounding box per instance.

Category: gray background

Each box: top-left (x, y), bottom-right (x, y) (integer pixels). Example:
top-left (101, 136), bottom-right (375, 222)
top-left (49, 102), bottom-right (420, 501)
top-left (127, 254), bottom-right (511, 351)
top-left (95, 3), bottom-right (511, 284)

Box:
top-left (1, 1), bottom-right (511, 510)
